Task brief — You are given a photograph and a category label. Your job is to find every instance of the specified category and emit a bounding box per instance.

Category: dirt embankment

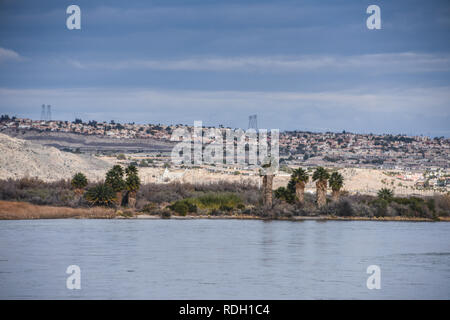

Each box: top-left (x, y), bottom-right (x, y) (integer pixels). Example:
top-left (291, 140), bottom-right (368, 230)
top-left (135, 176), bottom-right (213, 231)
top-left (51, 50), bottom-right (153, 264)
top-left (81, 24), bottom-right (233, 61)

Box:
top-left (0, 133), bottom-right (110, 181)
top-left (1, 129), bottom-right (175, 153)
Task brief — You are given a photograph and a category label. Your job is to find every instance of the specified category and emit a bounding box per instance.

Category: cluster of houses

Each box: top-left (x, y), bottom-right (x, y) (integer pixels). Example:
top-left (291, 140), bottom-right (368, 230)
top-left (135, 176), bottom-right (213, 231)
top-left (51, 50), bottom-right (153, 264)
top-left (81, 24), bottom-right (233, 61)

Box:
top-left (279, 131), bottom-right (450, 172)
top-left (1, 117), bottom-right (449, 185)
top-left (0, 117), bottom-right (174, 140)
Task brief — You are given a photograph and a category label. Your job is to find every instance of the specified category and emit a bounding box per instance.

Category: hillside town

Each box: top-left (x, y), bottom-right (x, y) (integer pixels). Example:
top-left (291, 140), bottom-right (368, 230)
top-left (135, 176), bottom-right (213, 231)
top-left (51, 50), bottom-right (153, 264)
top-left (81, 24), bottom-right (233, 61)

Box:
top-left (1, 115), bottom-right (449, 193)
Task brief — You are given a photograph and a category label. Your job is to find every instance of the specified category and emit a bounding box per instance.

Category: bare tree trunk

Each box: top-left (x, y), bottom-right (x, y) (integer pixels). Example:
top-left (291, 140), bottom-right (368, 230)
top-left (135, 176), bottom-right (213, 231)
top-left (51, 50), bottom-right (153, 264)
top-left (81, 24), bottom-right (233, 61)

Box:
top-left (332, 189), bottom-right (340, 202)
top-left (116, 191), bottom-right (123, 207)
top-left (295, 182), bottom-right (305, 204)
top-left (73, 188), bottom-right (84, 206)
top-left (128, 191), bottom-right (136, 208)
top-left (263, 175), bottom-right (274, 208)
top-left (316, 181), bottom-right (327, 208)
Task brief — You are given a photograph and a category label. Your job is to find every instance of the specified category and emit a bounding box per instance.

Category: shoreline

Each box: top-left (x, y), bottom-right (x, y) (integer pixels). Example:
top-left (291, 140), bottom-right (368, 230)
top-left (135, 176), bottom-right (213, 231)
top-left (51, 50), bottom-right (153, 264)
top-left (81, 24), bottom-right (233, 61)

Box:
top-left (132, 214), bottom-right (449, 222)
top-left (0, 200), bottom-right (448, 222)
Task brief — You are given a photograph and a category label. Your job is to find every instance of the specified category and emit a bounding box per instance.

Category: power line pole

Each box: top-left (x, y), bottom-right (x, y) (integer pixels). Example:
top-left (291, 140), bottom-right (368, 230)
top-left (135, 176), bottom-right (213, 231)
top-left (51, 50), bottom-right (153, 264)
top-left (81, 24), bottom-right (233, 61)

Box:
top-left (40, 104), bottom-right (46, 121)
top-left (46, 105), bottom-right (51, 121)
top-left (248, 114), bottom-right (257, 131)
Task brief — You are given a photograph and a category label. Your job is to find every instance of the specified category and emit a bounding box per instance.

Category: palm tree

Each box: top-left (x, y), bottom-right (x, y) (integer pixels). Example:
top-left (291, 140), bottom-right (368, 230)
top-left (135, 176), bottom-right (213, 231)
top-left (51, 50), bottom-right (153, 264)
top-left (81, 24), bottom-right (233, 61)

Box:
top-left (291, 168), bottom-right (309, 204)
top-left (377, 188), bottom-right (394, 201)
top-left (312, 167), bottom-right (330, 208)
top-left (71, 172), bottom-right (88, 194)
top-left (105, 165), bottom-right (125, 206)
top-left (329, 172), bottom-right (344, 201)
top-left (260, 156), bottom-right (276, 208)
top-left (85, 183), bottom-right (116, 207)
top-left (262, 174), bottom-right (274, 208)
top-left (125, 164), bottom-right (140, 208)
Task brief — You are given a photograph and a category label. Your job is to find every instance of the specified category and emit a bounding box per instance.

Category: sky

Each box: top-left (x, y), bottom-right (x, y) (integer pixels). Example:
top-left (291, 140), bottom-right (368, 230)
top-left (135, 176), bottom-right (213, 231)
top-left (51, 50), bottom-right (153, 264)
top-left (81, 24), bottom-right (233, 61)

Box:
top-left (0, 0), bottom-right (449, 136)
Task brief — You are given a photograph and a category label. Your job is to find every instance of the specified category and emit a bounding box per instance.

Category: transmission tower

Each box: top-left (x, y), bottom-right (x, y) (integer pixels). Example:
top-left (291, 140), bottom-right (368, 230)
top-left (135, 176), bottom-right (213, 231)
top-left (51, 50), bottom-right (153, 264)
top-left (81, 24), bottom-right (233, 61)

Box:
top-left (248, 114), bottom-right (258, 130)
top-left (46, 105), bottom-right (51, 121)
top-left (40, 104), bottom-right (46, 121)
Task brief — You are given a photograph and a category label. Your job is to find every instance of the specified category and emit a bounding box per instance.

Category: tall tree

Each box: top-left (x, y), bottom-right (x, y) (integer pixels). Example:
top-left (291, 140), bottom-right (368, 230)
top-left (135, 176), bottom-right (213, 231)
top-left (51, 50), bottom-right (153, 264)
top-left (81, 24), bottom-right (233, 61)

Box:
top-left (71, 172), bottom-right (88, 194)
top-left (125, 164), bottom-right (140, 208)
top-left (262, 174), bottom-right (274, 208)
top-left (377, 188), bottom-right (394, 201)
top-left (105, 165), bottom-right (125, 206)
top-left (329, 172), bottom-right (344, 201)
top-left (291, 168), bottom-right (309, 204)
top-left (260, 156), bottom-right (277, 208)
top-left (312, 167), bottom-right (330, 208)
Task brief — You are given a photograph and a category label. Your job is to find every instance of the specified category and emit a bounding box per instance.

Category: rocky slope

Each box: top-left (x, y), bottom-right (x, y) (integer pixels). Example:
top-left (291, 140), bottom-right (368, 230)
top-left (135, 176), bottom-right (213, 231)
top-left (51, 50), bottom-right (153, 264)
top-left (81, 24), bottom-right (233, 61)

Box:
top-left (0, 133), bottom-right (109, 181)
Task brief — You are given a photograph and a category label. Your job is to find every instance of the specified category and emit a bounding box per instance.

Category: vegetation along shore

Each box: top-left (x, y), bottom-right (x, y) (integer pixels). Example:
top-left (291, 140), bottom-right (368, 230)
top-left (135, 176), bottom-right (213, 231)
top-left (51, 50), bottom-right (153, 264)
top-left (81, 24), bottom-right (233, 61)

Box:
top-left (0, 164), bottom-right (449, 221)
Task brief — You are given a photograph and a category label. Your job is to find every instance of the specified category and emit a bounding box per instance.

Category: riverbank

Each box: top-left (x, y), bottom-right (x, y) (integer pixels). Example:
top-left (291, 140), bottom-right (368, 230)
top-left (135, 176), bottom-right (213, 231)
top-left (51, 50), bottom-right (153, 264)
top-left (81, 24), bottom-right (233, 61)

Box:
top-left (133, 214), bottom-right (450, 222)
top-left (0, 200), bottom-right (115, 220)
top-left (1, 200), bottom-right (449, 222)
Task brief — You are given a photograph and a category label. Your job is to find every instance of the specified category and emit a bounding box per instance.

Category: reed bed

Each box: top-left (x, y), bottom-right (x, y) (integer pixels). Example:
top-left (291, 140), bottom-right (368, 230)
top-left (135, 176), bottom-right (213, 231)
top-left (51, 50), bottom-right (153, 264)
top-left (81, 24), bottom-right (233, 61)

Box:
top-left (0, 200), bottom-right (115, 220)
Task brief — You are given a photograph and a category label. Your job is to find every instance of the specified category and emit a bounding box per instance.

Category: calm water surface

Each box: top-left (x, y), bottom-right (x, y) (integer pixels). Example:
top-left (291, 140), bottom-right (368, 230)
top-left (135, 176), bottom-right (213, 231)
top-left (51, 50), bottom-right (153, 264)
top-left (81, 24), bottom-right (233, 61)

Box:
top-left (0, 219), bottom-right (449, 299)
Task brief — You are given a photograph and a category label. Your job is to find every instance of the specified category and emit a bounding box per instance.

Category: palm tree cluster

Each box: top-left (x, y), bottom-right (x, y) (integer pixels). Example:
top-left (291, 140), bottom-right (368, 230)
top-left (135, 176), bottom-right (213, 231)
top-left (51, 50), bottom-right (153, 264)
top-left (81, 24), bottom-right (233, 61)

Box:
top-left (274, 166), bottom-right (345, 209)
top-left (71, 164), bottom-right (141, 208)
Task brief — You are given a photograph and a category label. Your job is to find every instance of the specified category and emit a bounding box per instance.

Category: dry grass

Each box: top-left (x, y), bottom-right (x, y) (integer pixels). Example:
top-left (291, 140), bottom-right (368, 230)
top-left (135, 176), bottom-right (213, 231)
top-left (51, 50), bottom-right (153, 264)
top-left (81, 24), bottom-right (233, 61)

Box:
top-left (0, 200), bottom-right (116, 220)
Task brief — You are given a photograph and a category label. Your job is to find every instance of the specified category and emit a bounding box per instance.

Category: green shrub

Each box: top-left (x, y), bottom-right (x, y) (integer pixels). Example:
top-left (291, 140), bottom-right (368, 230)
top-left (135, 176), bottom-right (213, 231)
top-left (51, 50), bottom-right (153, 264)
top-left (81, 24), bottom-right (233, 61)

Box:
top-left (186, 202), bottom-right (198, 213)
top-left (219, 204), bottom-right (233, 212)
top-left (210, 209), bottom-right (221, 216)
top-left (161, 210), bottom-right (171, 218)
top-left (85, 183), bottom-right (116, 207)
top-left (274, 187), bottom-right (295, 204)
top-left (170, 201), bottom-right (189, 216)
top-left (194, 193), bottom-right (242, 209)
top-left (335, 200), bottom-right (355, 217)
top-left (141, 202), bottom-right (157, 214)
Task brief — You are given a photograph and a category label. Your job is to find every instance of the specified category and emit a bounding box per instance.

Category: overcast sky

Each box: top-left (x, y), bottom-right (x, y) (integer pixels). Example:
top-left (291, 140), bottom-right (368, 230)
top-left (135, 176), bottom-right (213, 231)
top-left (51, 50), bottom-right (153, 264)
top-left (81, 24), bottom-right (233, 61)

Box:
top-left (0, 0), bottom-right (449, 136)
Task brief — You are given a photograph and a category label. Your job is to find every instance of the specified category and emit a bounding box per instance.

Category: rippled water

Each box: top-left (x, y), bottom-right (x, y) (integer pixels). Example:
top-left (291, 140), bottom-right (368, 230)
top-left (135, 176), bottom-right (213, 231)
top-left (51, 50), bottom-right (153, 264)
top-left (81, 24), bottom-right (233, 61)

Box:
top-left (0, 219), bottom-right (449, 299)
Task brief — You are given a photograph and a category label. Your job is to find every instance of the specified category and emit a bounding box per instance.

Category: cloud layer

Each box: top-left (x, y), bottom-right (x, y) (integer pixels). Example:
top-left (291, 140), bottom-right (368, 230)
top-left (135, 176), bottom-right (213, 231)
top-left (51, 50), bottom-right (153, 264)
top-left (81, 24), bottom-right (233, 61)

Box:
top-left (0, 48), bottom-right (22, 63)
top-left (1, 86), bottom-right (448, 135)
top-left (68, 53), bottom-right (450, 73)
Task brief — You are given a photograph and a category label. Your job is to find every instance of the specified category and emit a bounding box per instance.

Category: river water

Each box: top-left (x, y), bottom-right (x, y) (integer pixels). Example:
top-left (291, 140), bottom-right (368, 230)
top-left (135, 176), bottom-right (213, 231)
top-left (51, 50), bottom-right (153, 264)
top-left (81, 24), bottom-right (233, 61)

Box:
top-left (0, 219), bottom-right (449, 299)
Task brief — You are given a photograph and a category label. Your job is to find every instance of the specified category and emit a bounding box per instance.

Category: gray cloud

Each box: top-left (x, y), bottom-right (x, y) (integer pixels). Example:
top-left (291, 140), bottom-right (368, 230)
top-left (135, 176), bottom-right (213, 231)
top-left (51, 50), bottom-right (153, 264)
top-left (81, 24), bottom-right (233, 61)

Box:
top-left (1, 86), bottom-right (448, 135)
top-left (68, 53), bottom-right (450, 73)
top-left (0, 48), bottom-right (23, 63)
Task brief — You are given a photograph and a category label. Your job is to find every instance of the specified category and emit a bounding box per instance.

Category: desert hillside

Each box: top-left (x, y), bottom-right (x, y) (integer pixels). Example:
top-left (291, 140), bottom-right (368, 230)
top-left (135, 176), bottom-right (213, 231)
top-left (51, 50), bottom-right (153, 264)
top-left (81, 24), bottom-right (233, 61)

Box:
top-left (0, 133), bottom-right (439, 196)
top-left (0, 133), bottom-right (109, 181)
